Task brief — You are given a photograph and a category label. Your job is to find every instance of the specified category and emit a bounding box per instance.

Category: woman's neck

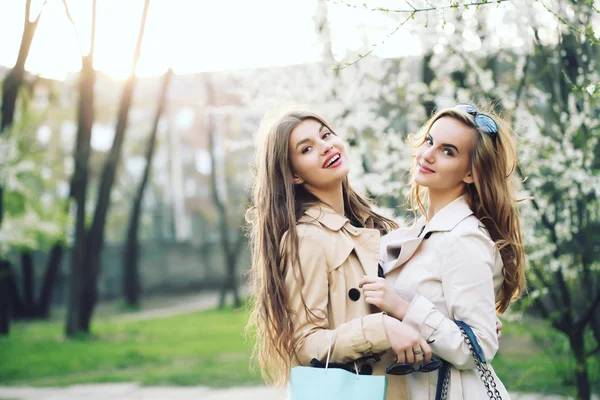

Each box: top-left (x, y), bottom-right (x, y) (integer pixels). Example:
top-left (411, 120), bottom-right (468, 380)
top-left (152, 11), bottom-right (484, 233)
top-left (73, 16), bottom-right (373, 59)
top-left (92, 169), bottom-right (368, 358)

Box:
top-left (426, 187), bottom-right (465, 220)
top-left (310, 184), bottom-right (345, 216)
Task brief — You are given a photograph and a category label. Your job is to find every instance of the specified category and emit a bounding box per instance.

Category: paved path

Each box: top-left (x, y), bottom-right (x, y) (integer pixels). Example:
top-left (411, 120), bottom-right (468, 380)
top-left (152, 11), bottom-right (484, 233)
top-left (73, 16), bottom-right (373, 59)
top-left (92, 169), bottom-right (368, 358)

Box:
top-left (0, 384), bottom-right (595, 400)
top-left (0, 384), bottom-right (283, 400)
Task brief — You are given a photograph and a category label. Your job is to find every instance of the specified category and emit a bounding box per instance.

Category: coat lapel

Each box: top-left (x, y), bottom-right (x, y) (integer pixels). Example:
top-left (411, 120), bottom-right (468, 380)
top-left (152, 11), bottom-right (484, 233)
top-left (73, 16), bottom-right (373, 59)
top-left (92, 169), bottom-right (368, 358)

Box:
top-left (301, 204), bottom-right (379, 277)
top-left (380, 195), bottom-right (475, 276)
top-left (379, 223), bottom-right (425, 275)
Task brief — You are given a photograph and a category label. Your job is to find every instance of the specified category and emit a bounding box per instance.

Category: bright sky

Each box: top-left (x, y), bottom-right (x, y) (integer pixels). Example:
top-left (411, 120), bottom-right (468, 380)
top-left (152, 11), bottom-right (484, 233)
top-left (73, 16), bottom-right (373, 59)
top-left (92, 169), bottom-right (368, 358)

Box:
top-left (0, 0), bottom-right (426, 80)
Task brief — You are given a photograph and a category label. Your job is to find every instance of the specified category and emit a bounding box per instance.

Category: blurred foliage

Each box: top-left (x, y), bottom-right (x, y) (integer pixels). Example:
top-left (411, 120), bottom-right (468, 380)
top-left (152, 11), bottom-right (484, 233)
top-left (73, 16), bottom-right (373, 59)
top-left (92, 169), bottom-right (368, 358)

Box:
top-left (0, 88), bottom-right (69, 258)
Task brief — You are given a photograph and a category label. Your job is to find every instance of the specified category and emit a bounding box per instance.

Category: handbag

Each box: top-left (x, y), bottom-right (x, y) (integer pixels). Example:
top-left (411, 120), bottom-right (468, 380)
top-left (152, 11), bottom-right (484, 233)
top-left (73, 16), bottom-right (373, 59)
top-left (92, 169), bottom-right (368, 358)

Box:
top-left (435, 320), bottom-right (503, 400)
top-left (286, 335), bottom-right (388, 400)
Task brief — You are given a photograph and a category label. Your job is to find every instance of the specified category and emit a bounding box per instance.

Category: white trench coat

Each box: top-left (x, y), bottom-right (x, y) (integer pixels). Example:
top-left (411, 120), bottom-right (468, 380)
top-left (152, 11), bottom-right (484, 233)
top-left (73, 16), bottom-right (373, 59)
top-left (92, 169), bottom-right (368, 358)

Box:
top-left (380, 196), bottom-right (511, 400)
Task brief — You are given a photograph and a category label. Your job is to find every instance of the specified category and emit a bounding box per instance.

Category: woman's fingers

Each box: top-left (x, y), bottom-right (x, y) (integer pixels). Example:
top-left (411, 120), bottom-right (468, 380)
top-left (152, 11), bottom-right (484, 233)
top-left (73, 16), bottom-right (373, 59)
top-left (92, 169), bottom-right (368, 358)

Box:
top-left (419, 338), bottom-right (433, 363)
top-left (413, 347), bottom-right (424, 365)
top-left (405, 348), bottom-right (415, 365)
top-left (360, 283), bottom-right (383, 292)
top-left (396, 350), bottom-right (407, 365)
top-left (358, 276), bottom-right (385, 288)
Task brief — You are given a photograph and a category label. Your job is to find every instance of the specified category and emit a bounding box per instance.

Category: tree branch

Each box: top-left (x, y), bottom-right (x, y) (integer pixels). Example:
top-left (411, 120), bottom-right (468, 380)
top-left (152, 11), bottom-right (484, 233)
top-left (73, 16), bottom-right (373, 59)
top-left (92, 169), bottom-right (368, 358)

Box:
top-left (326, 0), bottom-right (512, 14)
top-left (575, 289), bottom-right (600, 333)
top-left (334, 13), bottom-right (414, 70)
top-left (60, 0), bottom-right (84, 57)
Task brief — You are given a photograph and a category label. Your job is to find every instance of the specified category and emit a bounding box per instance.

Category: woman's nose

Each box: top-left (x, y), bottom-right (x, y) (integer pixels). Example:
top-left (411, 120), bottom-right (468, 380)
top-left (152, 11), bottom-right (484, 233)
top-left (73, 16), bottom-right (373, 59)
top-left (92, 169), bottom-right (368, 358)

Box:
top-left (320, 142), bottom-right (334, 154)
top-left (421, 147), bottom-right (435, 163)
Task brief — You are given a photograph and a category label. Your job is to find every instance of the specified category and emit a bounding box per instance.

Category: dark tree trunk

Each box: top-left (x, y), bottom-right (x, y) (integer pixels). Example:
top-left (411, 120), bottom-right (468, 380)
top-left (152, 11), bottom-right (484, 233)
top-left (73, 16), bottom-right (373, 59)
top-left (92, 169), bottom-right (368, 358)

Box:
top-left (77, 0), bottom-right (151, 331)
top-left (203, 77), bottom-right (244, 309)
top-left (123, 69), bottom-right (172, 307)
top-left (0, 0), bottom-right (42, 132)
top-left (21, 252), bottom-right (34, 316)
top-left (0, 261), bottom-right (11, 335)
top-left (65, 0), bottom-right (97, 337)
top-left (570, 331), bottom-right (591, 400)
top-left (0, 0), bottom-right (44, 337)
top-left (36, 244), bottom-right (63, 318)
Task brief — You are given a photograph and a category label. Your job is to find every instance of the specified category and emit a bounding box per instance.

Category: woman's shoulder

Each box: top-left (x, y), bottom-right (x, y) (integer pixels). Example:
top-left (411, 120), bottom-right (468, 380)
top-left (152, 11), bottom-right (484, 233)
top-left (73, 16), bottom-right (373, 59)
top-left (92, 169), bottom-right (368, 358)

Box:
top-left (439, 215), bottom-right (496, 256)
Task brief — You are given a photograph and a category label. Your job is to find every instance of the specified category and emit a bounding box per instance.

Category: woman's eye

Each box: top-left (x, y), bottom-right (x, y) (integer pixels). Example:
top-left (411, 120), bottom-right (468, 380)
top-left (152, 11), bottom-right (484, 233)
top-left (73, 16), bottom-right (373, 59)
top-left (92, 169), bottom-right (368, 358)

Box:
top-left (425, 138), bottom-right (433, 145)
top-left (322, 131), bottom-right (332, 139)
top-left (301, 146), bottom-right (311, 154)
top-left (443, 149), bottom-right (454, 157)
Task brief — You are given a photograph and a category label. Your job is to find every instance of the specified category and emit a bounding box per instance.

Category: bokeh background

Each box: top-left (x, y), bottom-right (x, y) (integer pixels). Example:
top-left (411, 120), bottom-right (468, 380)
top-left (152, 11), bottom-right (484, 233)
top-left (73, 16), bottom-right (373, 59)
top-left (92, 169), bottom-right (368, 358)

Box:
top-left (0, 0), bottom-right (598, 399)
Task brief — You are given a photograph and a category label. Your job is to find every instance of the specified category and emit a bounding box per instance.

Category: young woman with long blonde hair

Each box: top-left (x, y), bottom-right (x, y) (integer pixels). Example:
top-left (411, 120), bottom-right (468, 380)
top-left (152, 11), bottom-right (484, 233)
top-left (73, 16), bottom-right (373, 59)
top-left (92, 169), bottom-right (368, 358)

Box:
top-left (247, 109), bottom-right (434, 399)
top-left (360, 104), bottom-right (526, 399)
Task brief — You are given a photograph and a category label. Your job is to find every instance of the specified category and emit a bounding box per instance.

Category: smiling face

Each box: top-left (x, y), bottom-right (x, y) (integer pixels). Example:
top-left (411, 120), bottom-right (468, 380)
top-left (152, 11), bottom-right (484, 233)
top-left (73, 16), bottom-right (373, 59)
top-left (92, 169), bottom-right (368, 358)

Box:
top-left (414, 116), bottom-right (477, 193)
top-left (288, 118), bottom-right (350, 193)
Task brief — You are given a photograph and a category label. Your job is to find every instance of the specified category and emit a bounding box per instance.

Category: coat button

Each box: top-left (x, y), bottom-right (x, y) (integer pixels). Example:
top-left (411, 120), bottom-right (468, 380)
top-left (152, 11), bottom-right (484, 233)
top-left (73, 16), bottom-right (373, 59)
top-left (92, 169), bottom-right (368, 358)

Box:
top-left (348, 288), bottom-right (361, 301)
top-left (424, 232), bottom-right (433, 239)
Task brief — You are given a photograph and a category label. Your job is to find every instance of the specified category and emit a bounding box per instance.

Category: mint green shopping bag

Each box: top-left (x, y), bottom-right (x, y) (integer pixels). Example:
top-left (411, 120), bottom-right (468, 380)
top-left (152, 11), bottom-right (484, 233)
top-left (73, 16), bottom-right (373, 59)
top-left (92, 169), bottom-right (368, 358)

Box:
top-left (286, 365), bottom-right (387, 400)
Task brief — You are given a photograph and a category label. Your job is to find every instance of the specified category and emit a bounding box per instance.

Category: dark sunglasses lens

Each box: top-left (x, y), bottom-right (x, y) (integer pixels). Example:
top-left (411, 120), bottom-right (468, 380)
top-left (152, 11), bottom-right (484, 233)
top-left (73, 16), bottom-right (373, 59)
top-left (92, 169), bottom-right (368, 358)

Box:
top-left (419, 359), bottom-right (444, 372)
top-left (454, 103), bottom-right (478, 116)
top-left (386, 362), bottom-right (415, 375)
top-left (474, 114), bottom-right (499, 135)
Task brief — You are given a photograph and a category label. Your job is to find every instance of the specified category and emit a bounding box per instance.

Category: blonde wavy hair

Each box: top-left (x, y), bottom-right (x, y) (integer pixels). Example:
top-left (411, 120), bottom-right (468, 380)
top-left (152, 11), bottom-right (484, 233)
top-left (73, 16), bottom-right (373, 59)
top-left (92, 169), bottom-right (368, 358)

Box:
top-left (407, 106), bottom-right (526, 314)
top-left (246, 110), bottom-right (398, 385)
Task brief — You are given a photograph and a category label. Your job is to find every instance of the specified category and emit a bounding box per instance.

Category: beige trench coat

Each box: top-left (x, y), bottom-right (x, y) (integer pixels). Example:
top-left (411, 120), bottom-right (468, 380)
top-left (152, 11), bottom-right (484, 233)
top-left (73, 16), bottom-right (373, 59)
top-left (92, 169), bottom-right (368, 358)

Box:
top-left (380, 195), bottom-right (511, 400)
top-left (285, 203), bottom-right (408, 399)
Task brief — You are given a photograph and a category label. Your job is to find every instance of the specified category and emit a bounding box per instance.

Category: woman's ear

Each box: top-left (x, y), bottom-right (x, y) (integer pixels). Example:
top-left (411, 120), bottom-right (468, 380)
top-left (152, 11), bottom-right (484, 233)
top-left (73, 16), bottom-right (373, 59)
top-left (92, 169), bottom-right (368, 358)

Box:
top-left (292, 175), bottom-right (304, 185)
top-left (463, 171), bottom-right (474, 184)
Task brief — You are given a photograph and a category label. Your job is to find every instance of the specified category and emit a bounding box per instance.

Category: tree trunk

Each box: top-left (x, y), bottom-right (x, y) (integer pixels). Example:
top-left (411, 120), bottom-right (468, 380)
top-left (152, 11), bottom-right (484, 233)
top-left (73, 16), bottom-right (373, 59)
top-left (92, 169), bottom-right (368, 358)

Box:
top-left (0, 0), bottom-right (44, 337)
top-left (569, 331), bottom-right (591, 400)
top-left (65, 0), bottom-right (97, 337)
top-left (0, 0), bottom-right (42, 132)
top-left (123, 68), bottom-right (172, 307)
top-left (21, 252), bottom-right (34, 317)
top-left (78, 0), bottom-right (151, 331)
top-left (36, 244), bottom-right (63, 318)
top-left (0, 261), bottom-right (11, 335)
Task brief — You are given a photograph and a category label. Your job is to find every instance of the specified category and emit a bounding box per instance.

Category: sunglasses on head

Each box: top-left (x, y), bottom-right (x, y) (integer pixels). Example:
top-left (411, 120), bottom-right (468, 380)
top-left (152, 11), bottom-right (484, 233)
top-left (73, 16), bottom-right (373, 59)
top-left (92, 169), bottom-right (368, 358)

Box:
top-left (453, 103), bottom-right (499, 137)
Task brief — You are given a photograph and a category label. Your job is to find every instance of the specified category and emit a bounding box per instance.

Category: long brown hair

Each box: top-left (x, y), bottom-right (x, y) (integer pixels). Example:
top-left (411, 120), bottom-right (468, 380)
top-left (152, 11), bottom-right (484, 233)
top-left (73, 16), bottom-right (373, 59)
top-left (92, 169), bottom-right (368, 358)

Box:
top-left (246, 110), bottom-right (397, 385)
top-left (407, 107), bottom-right (526, 314)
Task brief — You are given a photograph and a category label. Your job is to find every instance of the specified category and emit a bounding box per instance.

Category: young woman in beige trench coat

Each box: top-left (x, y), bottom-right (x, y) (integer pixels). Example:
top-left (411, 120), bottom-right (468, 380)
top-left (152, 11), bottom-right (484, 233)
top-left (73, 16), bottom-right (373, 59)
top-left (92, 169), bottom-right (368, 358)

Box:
top-left (360, 105), bottom-right (527, 399)
top-left (246, 109), bottom-right (435, 399)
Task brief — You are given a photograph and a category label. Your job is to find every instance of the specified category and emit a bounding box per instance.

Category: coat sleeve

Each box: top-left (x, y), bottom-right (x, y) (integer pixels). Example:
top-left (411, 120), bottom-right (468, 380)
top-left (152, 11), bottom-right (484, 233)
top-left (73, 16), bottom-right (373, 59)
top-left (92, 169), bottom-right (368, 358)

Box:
top-left (285, 225), bottom-right (391, 366)
top-left (402, 231), bottom-right (499, 370)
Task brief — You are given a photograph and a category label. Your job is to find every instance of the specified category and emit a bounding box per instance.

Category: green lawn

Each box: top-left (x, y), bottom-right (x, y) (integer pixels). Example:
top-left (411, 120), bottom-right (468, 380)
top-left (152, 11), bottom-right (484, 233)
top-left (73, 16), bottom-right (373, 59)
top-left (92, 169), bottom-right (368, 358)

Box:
top-left (0, 307), bottom-right (598, 396)
top-left (0, 306), bottom-right (261, 387)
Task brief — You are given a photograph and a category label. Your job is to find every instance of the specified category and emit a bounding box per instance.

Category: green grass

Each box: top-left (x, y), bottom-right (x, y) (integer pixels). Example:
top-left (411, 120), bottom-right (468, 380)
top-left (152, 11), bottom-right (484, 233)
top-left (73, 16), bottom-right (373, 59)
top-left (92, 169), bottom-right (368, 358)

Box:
top-left (0, 308), bottom-right (598, 395)
top-left (0, 306), bottom-right (262, 387)
top-left (494, 317), bottom-right (600, 397)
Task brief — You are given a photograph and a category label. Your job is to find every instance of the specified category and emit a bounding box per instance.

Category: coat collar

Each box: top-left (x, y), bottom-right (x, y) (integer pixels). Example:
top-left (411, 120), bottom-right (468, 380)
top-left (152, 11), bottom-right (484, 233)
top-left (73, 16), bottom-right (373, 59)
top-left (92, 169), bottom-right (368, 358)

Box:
top-left (380, 195), bottom-right (473, 276)
top-left (300, 203), bottom-right (379, 277)
top-left (302, 204), bottom-right (348, 231)
top-left (420, 194), bottom-right (473, 235)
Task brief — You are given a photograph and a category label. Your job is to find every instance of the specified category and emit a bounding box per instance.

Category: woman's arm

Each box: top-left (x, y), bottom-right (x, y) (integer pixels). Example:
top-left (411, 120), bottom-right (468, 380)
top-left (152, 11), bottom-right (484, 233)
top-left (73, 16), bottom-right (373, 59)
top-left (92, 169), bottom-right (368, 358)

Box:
top-left (287, 225), bottom-right (426, 366)
top-left (402, 230), bottom-right (500, 369)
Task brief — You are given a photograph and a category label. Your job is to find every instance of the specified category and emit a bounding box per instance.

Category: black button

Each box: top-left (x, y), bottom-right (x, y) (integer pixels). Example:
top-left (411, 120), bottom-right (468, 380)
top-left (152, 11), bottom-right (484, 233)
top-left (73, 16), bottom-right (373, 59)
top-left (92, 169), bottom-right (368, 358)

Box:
top-left (360, 364), bottom-right (373, 375)
top-left (424, 232), bottom-right (433, 239)
top-left (348, 288), bottom-right (361, 301)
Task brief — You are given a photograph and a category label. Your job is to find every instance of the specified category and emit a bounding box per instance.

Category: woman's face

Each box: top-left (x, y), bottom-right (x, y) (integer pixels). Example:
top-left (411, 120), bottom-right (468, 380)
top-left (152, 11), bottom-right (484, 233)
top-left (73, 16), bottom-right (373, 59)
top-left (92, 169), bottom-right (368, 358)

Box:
top-left (288, 118), bottom-right (350, 192)
top-left (414, 116), bottom-right (477, 191)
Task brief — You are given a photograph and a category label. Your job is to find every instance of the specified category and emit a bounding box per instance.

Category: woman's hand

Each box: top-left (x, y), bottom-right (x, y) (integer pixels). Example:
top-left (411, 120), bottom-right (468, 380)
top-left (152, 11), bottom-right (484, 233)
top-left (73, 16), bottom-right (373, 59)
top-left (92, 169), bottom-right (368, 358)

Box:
top-left (359, 276), bottom-right (409, 320)
top-left (383, 315), bottom-right (432, 365)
